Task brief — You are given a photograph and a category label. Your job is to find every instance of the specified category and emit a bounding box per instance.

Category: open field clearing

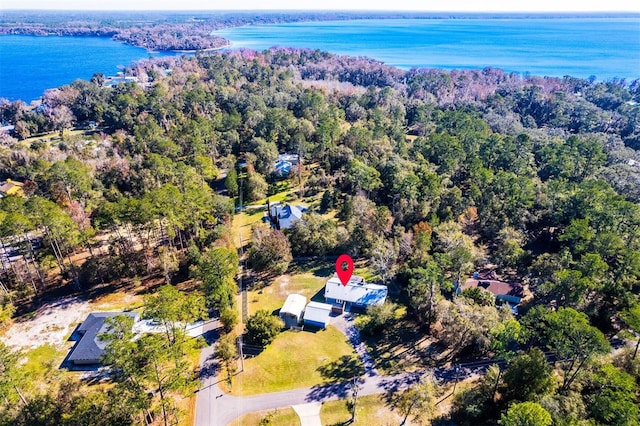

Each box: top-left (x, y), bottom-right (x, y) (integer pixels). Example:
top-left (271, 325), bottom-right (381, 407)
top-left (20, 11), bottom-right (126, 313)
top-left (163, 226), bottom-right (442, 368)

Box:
top-left (227, 327), bottom-right (362, 396)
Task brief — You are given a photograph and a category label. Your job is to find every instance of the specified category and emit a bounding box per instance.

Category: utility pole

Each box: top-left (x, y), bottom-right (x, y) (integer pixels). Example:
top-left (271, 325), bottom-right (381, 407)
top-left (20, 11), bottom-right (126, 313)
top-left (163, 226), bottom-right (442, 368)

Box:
top-left (297, 142), bottom-right (303, 198)
top-left (350, 376), bottom-right (359, 423)
top-left (237, 334), bottom-right (245, 372)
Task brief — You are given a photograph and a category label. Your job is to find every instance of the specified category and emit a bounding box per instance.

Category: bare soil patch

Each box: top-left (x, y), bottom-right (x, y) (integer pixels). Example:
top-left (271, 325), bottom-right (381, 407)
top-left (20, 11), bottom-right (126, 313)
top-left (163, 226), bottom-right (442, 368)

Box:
top-left (1, 297), bottom-right (91, 350)
top-left (1, 292), bottom-right (141, 351)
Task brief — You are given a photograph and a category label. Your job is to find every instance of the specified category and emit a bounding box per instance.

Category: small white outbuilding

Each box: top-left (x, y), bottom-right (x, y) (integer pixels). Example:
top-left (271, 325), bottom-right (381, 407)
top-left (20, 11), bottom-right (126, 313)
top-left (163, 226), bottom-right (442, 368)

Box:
top-left (303, 301), bottom-right (333, 329)
top-left (279, 294), bottom-right (307, 328)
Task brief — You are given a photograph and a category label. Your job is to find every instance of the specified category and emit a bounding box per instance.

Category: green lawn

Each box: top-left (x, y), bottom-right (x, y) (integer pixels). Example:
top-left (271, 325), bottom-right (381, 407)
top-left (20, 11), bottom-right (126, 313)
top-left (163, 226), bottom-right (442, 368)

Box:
top-left (228, 326), bottom-right (362, 396)
top-left (22, 344), bottom-right (66, 393)
top-left (320, 394), bottom-right (404, 426)
top-left (246, 186), bottom-right (295, 207)
top-left (23, 343), bottom-right (65, 373)
top-left (230, 408), bottom-right (300, 426)
top-left (247, 266), bottom-right (330, 316)
top-left (231, 209), bottom-right (267, 248)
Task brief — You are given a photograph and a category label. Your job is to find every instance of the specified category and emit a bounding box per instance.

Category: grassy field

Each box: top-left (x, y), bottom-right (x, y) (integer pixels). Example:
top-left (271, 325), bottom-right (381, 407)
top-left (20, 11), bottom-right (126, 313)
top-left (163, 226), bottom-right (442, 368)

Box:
top-left (92, 291), bottom-right (144, 311)
top-left (247, 262), bottom-right (332, 316)
top-left (360, 312), bottom-right (436, 376)
top-left (230, 408), bottom-right (300, 426)
top-left (231, 209), bottom-right (267, 248)
top-left (17, 129), bottom-right (90, 146)
top-left (246, 187), bottom-right (295, 207)
top-left (228, 326), bottom-right (362, 396)
top-left (320, 394), bottom-right (404, 426)
top-left (21, 344), bottom-right (67, 394)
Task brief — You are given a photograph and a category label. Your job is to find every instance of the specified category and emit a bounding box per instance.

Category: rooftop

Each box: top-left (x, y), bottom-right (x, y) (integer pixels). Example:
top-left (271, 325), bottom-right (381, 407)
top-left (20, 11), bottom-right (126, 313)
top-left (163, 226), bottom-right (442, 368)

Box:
top-left (303, 301), bottom-right (332, 325)
top-left (280, 294), bottom-right (307, 317)
top-left (278, 153), bottom-right (299, 164)
top-left (274, 160), bottom-right (292, 177)
top-left (68, 312), bottom-right (138, 364)
top-left (0, 179), bottom-right (24, 194)
top-left (324, 275), bottom-right (388, 306)
top-left (270, 204), bottom-right (306, 221)
top-left (462, 278), bottom-right (523, 302)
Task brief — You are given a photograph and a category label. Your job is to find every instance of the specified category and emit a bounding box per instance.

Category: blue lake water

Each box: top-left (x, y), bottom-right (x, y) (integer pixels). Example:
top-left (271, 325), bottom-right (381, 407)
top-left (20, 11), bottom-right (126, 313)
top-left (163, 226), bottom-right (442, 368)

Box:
top-left (215, 17), bottom-right (640, 81)
top-left (0, 35), bottom-right (183, 103)
top-left (1, 17), bottom-right (639, 103)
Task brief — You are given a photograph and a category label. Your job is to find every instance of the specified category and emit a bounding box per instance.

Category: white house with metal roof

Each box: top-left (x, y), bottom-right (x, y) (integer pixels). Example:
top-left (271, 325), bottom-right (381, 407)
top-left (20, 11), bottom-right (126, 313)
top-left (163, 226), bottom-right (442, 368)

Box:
top-left (324, 274), bottom-right (388, 313)
top-left (279, 294), bottom-right (307, 328)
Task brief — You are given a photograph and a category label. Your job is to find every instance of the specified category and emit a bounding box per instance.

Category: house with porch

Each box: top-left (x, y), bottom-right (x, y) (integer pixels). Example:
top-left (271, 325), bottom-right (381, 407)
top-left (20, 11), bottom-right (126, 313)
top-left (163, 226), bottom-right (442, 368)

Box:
top-left (324, 274), bottom-right (388, 313)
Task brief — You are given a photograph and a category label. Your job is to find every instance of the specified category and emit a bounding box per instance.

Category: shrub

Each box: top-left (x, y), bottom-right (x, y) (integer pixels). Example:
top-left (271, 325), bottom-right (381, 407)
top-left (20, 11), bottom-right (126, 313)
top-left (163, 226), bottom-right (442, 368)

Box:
top-left (245, 310), bottom-right (283, 347)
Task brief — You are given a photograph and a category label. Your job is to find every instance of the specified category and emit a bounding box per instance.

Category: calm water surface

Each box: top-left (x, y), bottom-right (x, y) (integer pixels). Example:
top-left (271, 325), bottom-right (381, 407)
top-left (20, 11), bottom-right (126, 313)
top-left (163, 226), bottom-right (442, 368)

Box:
top-left (0, 35), bottom-right (182, 103)
top-left (215, 18), bottom-right (640, 80)
top-left (1, 18), bottom-right (639, 103)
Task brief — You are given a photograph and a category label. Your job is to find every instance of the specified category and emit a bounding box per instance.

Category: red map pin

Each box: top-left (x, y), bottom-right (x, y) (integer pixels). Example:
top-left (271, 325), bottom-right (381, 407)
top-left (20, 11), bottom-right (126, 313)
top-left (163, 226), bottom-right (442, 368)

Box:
top-left (336, 254), bottom-right (354, 286)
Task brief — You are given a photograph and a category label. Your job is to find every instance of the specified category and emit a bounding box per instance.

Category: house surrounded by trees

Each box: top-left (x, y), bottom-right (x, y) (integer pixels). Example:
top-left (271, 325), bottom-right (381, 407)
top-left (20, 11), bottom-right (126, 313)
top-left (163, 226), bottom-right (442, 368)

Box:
top-left (459, 273), bottom-right (524, 314)
top-left (67, 312), bottom-right (138, 365)
top-left (324, 275), bottom-right (388, 313)
top-left (0, 179), bottom-right (24, 198)
top-left (268, 203), bottom-right (306, 230)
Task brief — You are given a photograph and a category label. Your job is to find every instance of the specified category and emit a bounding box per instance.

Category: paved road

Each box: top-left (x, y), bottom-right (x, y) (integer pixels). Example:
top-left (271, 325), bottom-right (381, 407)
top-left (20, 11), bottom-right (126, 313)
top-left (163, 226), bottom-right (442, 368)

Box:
top-left (193, 314), bottom-right (490, 426)
top-left (195, 363), bottom-right (422, 426)
top-left (194, 314), bottom-right (424, 426)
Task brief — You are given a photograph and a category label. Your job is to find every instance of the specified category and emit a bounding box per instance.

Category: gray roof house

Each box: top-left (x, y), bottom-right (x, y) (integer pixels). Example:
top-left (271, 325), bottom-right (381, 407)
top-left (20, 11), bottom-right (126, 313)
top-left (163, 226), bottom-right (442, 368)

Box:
top-left (68, 312), bottom-right (139, 365)
top-left (324, 275), bottom-right (388, 313)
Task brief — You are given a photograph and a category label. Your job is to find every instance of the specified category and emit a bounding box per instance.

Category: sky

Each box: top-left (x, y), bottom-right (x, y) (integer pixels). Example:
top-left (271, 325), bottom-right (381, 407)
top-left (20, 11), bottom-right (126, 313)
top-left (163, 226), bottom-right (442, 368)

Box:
top-left (1, 0), bottom-right (639, 12)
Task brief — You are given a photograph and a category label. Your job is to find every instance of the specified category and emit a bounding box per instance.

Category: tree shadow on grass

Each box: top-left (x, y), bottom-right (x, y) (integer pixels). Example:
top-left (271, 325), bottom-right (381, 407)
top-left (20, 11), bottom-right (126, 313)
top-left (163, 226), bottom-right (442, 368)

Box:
top-left (317, 354), bottom-right (365, 384)
top-left (361, 318), bottom-right (438, 375)
top-left (287, 258), bottom-right (334, 276)
top-left (305, 355), bottom-right (365, 402)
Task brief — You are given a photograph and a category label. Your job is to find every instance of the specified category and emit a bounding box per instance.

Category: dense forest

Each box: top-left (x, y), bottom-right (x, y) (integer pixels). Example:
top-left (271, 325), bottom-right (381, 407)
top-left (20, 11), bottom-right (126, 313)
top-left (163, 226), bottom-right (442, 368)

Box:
top-left (1, 48), bottom-right (639, 425)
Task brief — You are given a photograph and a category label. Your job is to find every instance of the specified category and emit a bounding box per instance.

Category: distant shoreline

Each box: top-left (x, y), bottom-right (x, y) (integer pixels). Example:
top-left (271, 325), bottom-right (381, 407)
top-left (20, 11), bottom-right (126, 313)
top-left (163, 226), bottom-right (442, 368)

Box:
top-left (1, 11), bottom-right (639, 52)
top-left (1, 13), bottom-right (639, 102)
top-left (162, 41), bottom-right (232, 53)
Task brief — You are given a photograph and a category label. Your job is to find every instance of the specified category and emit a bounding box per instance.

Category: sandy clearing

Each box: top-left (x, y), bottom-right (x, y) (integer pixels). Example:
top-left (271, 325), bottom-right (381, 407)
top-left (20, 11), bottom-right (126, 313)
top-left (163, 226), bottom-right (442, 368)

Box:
top-left (278, 275), bottom-right (290, 297)
top-left (1, 297), bottom-right (91, 351)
